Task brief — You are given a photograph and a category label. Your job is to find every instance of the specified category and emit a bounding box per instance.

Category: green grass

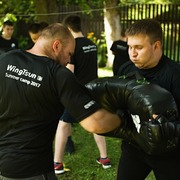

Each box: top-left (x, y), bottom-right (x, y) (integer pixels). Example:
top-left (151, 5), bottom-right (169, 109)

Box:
top-left (56, 124), bottom-right (121, 180)
top-left (55, 67), bottom-right (156, 180)
top-left (56, 124), bottom-right (155, 180)
top-left (98, 67), bottom-right (113, 77)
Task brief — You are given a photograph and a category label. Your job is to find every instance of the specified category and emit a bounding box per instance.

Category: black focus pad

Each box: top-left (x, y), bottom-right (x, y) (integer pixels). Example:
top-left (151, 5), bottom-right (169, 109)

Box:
top-left (85, 76), bottom-right (128, 112)
top-left (85, 76), bottom-right (178, 121)
top-left (85, 75), bottom-right (180, 155)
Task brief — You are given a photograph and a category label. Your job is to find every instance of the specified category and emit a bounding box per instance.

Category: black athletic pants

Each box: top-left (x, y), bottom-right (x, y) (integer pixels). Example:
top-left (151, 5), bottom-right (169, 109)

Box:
top-left (116, 141), bottom-right (180, 180)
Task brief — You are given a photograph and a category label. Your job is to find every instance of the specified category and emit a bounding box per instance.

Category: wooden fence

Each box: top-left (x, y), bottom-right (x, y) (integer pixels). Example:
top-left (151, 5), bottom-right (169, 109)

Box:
top-left (58, 4), bottom-right (180, 62)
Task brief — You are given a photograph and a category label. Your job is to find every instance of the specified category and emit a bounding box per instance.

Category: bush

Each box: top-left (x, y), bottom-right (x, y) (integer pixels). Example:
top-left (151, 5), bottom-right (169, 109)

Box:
top-left (87, 32), bottom-right (107, 67)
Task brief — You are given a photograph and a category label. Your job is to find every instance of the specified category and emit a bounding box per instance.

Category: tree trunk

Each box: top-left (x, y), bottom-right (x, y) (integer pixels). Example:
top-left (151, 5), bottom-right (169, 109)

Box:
top-left (33, 0), bottom-right (59, 24)
top-left (103, 0), bottom-right (121, 67)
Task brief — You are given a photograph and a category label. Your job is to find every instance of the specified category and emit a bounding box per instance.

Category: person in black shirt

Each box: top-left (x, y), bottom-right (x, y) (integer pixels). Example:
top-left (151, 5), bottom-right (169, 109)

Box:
top-left (110, 28), bottom-right (129, 76)
top-left (0, 23), bottom-right (121, 179)
top-left (54, 15), bottom-right (111, 174)
top-left (28, 22), bottom-right (49, 45)
top-left (117, 19), bottom-right (180, 180)
top-left (0, 20), bottom-right (18, 54)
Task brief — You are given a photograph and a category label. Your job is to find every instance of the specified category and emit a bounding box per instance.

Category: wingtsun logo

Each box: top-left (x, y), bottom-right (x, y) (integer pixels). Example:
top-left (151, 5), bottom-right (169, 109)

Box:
top-left (7, 65), bottom-right (37, 79)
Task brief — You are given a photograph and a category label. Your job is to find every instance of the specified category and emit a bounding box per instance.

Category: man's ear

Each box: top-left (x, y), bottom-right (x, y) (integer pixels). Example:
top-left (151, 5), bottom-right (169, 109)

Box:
top-left (52, 39), bottom-right (62, 53)
top-left (154, 41), bottom-right (162, 50)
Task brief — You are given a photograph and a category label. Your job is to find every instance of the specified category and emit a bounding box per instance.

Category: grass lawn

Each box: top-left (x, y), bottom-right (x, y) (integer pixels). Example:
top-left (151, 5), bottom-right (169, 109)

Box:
top-left (98, 67), bottom-right (113, 77)
top-left (55, 67), bottom-right (155, 180)
top-left (56, 123), bottom-right (121, 180)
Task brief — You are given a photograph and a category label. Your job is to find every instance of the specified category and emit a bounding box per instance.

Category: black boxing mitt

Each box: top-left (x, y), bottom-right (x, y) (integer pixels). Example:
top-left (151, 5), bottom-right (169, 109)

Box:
top-left (86, 74), bottom-right (179, 154)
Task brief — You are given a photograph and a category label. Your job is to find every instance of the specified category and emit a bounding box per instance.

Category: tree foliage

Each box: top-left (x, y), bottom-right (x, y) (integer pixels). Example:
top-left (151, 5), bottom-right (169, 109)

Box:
top-left (0, 0), bottom-right (179, 63)
top-left (0, 0), bottom-right (35, 23)
top-left (57, 0), bottom-right (103, 9)
top-left (0, 0), bottom-right (179, 24)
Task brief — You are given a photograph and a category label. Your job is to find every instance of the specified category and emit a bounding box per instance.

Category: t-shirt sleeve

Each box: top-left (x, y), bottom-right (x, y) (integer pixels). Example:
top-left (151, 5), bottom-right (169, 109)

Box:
top-left (54, 67), bottom-right (101, 122)
top-left (171, 75), bottom-right (180, 116)
top-left (110, 42), bottom-right (116, 52)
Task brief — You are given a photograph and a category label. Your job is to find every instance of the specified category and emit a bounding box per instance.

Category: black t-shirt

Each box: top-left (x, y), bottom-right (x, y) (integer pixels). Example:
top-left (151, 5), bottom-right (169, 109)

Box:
top-left (70, 37), bottom-right (98, 85)
top-left (110, 40), bottom-right (129, 76)
top-left (0, 49), bottom-right (100, 178)
top-left (118, 55), bottom-right (180, 114)
top-left (0, 36), bottom-right (18, 54)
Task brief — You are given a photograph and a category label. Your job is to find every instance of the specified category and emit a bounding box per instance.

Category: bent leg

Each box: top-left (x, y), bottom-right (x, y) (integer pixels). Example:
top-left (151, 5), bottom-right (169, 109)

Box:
top-left (116, 142), bottom-right (151, 180)
top-left (93, 133), bottom-right (111, 169)
top-left (152, 150), bottom-right (180, 180)
top-left (54, 121), bottom-right (71, 163)
top-left (93, 133), bottom-right (107, 158)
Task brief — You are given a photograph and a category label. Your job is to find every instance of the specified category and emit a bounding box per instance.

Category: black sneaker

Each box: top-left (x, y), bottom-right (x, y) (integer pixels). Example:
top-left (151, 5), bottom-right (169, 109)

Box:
top-left (65, 137), bottom-right (75, 154)
top-left (54, 162), bottom-right (65, 175)
top-left (96, 157), bottom-right (111, 169)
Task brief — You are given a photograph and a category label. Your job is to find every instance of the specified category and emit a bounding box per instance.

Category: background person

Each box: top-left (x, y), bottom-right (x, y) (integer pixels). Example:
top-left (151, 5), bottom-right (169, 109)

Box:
top-left (110, 28), bottom-right (129, 76)
top-left (28, 22), bottom-right (48, 46)
top-left (0, 20), bottom-right (18, 54)
top-left (54, 15), bottom-right (111, 175)
top-left (117, 19), bottom-right (180, 180)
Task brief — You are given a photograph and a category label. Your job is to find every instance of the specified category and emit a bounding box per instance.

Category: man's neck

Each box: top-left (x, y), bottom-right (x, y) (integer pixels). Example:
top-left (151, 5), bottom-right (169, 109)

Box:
top-left (2, 34), bottom-right (11, 40)
top-left (71, 31), bottom-right (84, 39)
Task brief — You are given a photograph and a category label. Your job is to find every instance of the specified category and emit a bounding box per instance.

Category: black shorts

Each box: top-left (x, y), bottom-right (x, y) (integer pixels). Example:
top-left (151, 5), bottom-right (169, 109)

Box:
top-left (60, 109), bottom-right (78, 123)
